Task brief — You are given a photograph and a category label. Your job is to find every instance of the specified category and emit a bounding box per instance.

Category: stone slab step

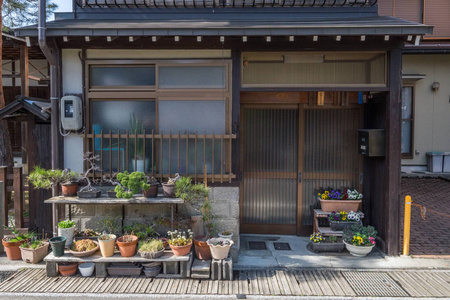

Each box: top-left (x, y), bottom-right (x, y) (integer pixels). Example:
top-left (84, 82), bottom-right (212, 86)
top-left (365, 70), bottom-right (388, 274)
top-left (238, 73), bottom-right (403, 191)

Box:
top-left (191, 258), bottom-right (211, 279)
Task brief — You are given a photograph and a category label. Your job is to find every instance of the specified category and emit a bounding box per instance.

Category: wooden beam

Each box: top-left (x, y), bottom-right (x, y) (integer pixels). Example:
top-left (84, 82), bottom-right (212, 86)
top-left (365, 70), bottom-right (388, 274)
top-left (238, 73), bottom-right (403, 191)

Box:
top-left (0, 167), bottom-right (7, 226)
top-left (20, 45), bottom-right (29, 97)
top-left (13, 166), bottom-right (23, 229)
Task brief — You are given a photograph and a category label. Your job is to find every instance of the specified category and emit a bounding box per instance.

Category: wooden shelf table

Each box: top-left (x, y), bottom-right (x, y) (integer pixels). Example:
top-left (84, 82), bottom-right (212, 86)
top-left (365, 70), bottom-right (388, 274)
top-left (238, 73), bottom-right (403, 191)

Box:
top-left (313, 209), bottom-right (364, 237)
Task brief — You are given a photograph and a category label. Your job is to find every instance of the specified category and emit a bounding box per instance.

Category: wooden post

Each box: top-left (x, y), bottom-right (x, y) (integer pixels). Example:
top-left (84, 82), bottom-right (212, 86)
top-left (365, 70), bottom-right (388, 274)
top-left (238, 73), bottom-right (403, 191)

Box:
top-left (20, 45), bottom-right (29, 97)
top-left (13, 166), bottom-right (24, 229)
top-left (0, 181), bottom-right (4, 253)
top-left (0, 167), bottom-right (7, 226)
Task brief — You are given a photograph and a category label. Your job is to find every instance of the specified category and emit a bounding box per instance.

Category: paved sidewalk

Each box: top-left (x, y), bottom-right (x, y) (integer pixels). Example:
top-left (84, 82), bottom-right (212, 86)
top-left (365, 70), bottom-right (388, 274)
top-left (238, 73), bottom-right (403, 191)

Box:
top-left (400, 177), bottom-right (450, 256)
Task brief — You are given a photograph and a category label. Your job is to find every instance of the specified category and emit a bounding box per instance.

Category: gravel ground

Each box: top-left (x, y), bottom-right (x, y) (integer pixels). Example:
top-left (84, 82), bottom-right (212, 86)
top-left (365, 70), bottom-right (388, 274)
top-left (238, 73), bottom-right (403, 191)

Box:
top-left (0, 271), bottom-right (16, 284)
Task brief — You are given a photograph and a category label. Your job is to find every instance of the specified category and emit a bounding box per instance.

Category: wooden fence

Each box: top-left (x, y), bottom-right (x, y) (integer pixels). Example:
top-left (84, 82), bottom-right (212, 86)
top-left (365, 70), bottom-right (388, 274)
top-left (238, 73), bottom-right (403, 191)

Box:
top-left (84, 130), bottom-right (236, 183)
top-left (0, 166), bottom-right (27, 228)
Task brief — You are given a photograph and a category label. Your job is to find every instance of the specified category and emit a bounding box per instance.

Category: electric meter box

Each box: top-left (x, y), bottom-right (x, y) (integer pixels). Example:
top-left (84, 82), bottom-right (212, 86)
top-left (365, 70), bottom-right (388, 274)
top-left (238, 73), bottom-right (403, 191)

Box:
top-left (358, 129), bottom-right (386, 157)
top-left (61, 96), bottom-right (82, 131)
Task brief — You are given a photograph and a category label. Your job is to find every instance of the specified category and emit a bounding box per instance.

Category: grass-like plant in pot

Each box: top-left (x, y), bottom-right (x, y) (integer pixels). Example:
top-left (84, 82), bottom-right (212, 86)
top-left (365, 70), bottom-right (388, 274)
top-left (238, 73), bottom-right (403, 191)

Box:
top-left (58, 219), bottom-right (76, 248)
top-left (167, 229), bottom-right (193, 256)
top-left (343, 223), bottom-right (377, 257)
top-left (2, 220), bottom-right (36, 260)
top-left (138, 239), bottom-right (165, 259)
top-left (28, 166), bottom-right (79, 196)
top-left (20, 239), bottom-right (49, 264)
top-left (114, 171), bottom-right (148, 199)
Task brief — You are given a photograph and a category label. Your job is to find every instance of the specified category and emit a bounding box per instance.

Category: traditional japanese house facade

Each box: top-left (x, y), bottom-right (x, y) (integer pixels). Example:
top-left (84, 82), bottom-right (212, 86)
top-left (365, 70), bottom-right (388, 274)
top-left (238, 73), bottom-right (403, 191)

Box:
top-left (14, 0), bottom-right (432, 255)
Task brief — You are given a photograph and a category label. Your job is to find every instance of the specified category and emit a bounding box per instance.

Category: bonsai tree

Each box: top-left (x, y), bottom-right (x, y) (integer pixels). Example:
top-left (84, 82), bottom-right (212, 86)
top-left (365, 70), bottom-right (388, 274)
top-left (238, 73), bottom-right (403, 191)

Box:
top-left (114, 171), bottom-right (149, 199)
top-left (175, 176), bottom-right (214, 238)
top-left (28, 167), bottom-right (79, 192)
top-left (78, 152), bottom-right (102, 194)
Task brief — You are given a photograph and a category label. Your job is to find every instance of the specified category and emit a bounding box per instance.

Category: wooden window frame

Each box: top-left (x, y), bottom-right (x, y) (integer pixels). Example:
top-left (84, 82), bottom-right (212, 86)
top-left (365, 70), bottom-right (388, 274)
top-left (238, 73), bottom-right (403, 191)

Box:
top-left (401, 85), bottom-right (415, 159)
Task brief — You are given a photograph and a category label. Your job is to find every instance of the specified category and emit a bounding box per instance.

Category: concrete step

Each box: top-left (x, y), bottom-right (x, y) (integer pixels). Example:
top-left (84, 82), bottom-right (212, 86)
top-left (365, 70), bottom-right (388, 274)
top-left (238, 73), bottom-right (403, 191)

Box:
top-left (191, 258), bottom-right (211, 279)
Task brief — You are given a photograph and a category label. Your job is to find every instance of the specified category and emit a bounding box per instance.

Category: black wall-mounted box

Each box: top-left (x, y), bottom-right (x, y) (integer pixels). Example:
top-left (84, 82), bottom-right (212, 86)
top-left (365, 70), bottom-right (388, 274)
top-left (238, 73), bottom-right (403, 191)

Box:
top-left (358, 129), bottom-right (386, 157)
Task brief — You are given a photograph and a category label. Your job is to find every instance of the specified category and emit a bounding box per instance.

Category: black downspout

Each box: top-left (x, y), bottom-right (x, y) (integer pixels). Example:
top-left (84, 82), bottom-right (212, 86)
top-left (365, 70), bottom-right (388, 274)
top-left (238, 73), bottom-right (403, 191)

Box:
top-left (38, 0), bottom-right (59, 236)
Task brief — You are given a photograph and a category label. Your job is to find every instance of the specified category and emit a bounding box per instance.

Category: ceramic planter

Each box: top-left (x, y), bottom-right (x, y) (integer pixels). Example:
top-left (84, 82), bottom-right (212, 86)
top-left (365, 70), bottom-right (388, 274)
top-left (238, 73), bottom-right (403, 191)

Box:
top-left (116, 235), bottom-right (138, 257)
top-left (162, 183), bottom-right (175, 198)
top-left (49, 236), bottom-right (67, 257)
top-left (143, 265), bottom-right (162, 277)
top-left (218, 232), bottom-right (233, 240)
top-left (169, 243), bottom-right (192, 256)
top-left (329, 221), bottom-right (358, 231)
top-left (58, 226), bottom-right (75, 248)
top-left (138, 248), bottom-right (164, 259)
top-left (77, 190), bottom-right (102, 198)
top-left (344, 240), bottom-right (375, 257)
top-left (79, 263), bottom-right (95, 277)
top-left (207, 238), bottom-right (234, 260)
top-left (98, 234), bottom-right (117, 257)
top-left (310, 242), bottom-right (345, 253)
top-left (2, 238), bottom-right (25, 260)
top-left (20, 242), bottom-right (49, 264)
top-left (319, 198), bottom-right (362, 213)
top-left (143, 184), bottom-right (159, 198)
top-left (194, 236), bottom-right (212, 260)
top-left (58, 262), bottom-right (78, 276)
top-left (61, 183), bottom-right (78, 197)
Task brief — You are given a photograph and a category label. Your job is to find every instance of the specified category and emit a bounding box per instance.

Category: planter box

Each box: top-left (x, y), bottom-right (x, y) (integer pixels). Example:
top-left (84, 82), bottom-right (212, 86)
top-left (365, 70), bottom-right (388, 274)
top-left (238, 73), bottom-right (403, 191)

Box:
top-left (77, 190), bottom-right (102, 198)
top-left (329, 221), bottom-right (358, 231)
top-left (107, 263), bottom-right (142, 276)
top-left (310, 242), bottom-right (345, 253)
top-left (20, 242), bottom-right (49, 264)
top-left (319, 198), bottom-right (362, 213)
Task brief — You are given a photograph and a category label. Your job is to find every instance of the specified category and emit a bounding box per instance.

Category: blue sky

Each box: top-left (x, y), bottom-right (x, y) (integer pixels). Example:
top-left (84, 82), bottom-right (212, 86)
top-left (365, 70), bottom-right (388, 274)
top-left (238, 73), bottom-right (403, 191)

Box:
top-left (55, 0), bottom-right (72, 13)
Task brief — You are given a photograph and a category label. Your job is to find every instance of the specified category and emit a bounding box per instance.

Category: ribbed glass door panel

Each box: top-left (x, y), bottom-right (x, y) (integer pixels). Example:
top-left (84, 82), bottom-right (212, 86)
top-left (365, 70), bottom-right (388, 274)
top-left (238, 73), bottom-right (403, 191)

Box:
top-left (303, 108), bottom-right (361, 226)
top-left (242, 108), bottom-right (298, 230)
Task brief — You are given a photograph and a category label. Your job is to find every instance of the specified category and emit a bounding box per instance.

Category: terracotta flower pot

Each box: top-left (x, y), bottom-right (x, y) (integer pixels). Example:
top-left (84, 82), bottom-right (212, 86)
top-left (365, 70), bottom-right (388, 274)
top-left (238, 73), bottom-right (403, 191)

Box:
top-left (2, 238), bottom-right (25, 260)
top-left (162, 183), bottom-right (175, 198)
top-left (98, 234), bottom-right (116, 257)
top-left (158, 237), bottom-right (169, 249)
top-left (169, 243), bottom-right (192, 256)
top-left (143, 184), bottom-right (158, 198)
top-left (116, 235), bottom-right (138, 257)
top-left (319, 198), bottom-right (362, 213)
top-left (61, 183), bottom-right (78, 197)
top-left (20, 242), bottom-right (49, 264)
top-left (58, 262), bottom-right (78, 276)
top-left (194, 236), bottom-right (212, 260)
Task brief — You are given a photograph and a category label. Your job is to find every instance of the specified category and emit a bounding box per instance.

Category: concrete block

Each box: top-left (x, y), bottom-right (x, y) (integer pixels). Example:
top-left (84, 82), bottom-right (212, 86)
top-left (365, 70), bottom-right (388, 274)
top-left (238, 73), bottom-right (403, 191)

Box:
top-left (163, 261), bottom-right (179, 274)
top-left (211, 259), bottom-right (222, 280)
top-left (95, 205), bottom-right (122, 218)
top-left (70, 204), bottom-right (96, 217)
top-left (46, 261), bottom-right (58, 277)
top-left (222, 257), bottom-right (233, 281)
top-left (96, 263), bottom-right (108, 278)
top-left (191, 258), bottom-right (210, 279)
top-left (211, 202), bottom-right (230, 218)
top-left (229, 202), bottom-right (240, 218)
top-left (229, 245), bottom-right (239, 263)
top-left (125, 204), bottom-right (169, 218)
top-left (180, 253), bottom-right (194, 278)
top-left (212, 187), bottom-right (239, 202)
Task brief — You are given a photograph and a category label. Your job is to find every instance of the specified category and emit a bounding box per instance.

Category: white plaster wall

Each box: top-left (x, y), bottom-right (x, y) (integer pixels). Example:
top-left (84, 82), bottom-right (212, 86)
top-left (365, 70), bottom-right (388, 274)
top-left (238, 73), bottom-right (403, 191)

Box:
top-left (402, 54), bottom-right (450, 166)
top-left (62, 49), bottom-right (84, 171)
top-left (87, 49), bottom-right (231, 59)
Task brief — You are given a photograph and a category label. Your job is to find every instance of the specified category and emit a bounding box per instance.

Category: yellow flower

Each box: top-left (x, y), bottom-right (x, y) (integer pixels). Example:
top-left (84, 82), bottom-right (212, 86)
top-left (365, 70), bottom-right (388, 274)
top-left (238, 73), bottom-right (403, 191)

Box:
top-left (322, 194), bottom-right (327, 200)
top-left (342, 217), bottom-right (347, 221)
top-left (325, 191), bottom-right (330, 195)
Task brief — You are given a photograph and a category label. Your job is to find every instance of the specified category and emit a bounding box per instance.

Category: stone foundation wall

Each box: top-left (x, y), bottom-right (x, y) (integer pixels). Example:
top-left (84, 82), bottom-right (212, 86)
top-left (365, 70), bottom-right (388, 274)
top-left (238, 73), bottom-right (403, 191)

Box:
top-left (66, 186), bottom-right (240, 248)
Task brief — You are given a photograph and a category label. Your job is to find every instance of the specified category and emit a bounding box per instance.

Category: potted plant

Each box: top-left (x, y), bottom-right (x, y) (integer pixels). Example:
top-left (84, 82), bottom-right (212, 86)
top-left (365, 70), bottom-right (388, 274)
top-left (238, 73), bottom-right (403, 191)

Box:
top-left (167, 229), bottom-right (193, 256)
top-left (328, 211), bottom-right (360, 231)
top-left (28, 167), bottom-right (79, 196)
top-left (143, 177), bottom-right (159, 198)
top-left (98, 234), bottom-right (117, 257)
top-left (74, 229), bottom-right (101, 241)
top-left (69, 239), bottom-right (99, 257)
top-left (343, 224), bottom-right (377, 257)
top-left (218, 231), bottom-right (233, 239)
top-left (116, 234), bottom-right (139, 257)
top-left (318, 189), bottom-right (363, 213)
top-left (78, 152), bottom-right (102, 198)
top-left (49, 236), bottom-right (66, 257)
top-left (20, 239), bottom-right (49, 264)
top-left (175, 176), bottom-right (212, 260)
top-left (115, 171), bottom-right (148, 199)
top-left (309, 233), bottom-right (345, 253)
top-left (57, 219), bottom-right (76, 248)
top-left (138, 239), bottom-right (165, 259)
top-left (102, 172), bottom-right (119, 198)
top-left (123, 223), bottom-right (157, 241)
top-left (2, 221), bottom-right (34, 260)
top-left (207, 238), bottom-right (234, 260)
top-left (162, 173), bottom-right (180, 198)
top-left (58, 262), bottom-right (78, 276)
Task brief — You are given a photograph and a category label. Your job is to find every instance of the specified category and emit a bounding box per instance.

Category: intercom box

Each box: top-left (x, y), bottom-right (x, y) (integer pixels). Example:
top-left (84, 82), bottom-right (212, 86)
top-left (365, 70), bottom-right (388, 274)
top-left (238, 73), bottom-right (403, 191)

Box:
top-left (358, 129), bottom-right (386, 157)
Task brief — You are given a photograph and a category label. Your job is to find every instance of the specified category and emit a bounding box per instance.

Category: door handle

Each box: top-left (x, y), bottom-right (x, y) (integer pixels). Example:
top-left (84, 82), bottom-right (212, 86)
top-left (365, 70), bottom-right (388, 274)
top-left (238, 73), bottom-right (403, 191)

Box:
top-left (299, 172), bottom-right (302, 183)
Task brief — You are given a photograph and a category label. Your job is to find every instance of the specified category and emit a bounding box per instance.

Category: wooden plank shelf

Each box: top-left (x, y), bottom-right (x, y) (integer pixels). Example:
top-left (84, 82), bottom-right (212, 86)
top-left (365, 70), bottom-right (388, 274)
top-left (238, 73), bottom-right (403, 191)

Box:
top-left (313, 209), bottom-right (364, 237)
top-left (44, 194), bottom-right (184, 204)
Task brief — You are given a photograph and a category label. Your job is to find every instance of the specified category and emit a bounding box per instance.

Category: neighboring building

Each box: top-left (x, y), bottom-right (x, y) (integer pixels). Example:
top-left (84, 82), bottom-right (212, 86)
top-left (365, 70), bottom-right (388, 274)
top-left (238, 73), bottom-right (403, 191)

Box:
top-left (379, 0), bottom-right (450, 173)
top-left (13, 0), bottom-right (432, 255)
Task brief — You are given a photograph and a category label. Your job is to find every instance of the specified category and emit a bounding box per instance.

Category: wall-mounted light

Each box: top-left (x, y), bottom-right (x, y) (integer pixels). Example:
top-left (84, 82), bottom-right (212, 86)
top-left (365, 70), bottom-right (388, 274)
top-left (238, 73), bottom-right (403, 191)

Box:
top-left (432, 82), bottom-right (440, 91)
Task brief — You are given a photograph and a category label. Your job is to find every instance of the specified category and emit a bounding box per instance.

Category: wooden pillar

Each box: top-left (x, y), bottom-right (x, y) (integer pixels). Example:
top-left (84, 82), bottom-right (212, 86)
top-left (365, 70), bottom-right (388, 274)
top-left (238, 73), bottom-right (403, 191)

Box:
top-left (11, 60), bottom-right (16, 89)
top-left (231, 49), bottom-right (241, 181)
top-left (385, 40), bottom-right (404, 256)
top-left (0, 181), bottom-right (4, 253)
top-left (20, 45), bottom-right (29, 97)
top-left (13, 166), bottom-right (24, 228)
top-left (0, 167), bottom-right (7, 226)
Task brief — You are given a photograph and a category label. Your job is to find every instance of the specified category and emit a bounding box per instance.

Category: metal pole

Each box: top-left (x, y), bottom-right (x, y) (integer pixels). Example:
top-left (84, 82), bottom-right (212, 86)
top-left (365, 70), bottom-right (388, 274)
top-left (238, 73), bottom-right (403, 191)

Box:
top-left (403, 195), bottom-right (412, 256)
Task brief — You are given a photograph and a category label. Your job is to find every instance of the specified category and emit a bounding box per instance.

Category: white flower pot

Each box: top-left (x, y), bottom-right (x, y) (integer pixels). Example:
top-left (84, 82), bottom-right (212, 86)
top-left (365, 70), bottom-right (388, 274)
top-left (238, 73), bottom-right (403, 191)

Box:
top-left (344, 240), bottom-right (375, 257)
top-left (79, 263), bottom-right (95, 277)
top-left (207, 238), bottom-right (234, 260)
top-left (58, 227), bottom-right (75, 248)
top-left (218, 232), bottom-right (233, 240)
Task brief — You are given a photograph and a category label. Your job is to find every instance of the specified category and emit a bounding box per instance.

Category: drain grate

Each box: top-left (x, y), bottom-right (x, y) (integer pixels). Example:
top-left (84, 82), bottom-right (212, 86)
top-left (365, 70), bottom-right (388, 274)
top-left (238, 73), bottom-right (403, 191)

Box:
top-left (273, 242), bottom-right (291, 250)
top-left (342, 271), bottom-right (410, 297)
top-left (248, 241), bottom-right (267, 250)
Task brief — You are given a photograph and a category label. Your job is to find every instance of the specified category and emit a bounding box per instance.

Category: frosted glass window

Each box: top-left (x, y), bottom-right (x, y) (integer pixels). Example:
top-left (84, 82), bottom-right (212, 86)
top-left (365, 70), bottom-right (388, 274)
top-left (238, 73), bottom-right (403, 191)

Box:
top-left (91, 66), bottom-right (155, 87)
top-left (159, 66), bottom-right (225, 89)
top-left (401, 86), bottom-right (414, 156)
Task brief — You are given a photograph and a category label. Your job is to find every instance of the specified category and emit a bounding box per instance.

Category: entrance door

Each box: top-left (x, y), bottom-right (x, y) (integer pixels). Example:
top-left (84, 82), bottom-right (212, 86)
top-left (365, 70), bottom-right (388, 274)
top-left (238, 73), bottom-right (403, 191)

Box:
top-left (241, 105), bottom-right (300, 235)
